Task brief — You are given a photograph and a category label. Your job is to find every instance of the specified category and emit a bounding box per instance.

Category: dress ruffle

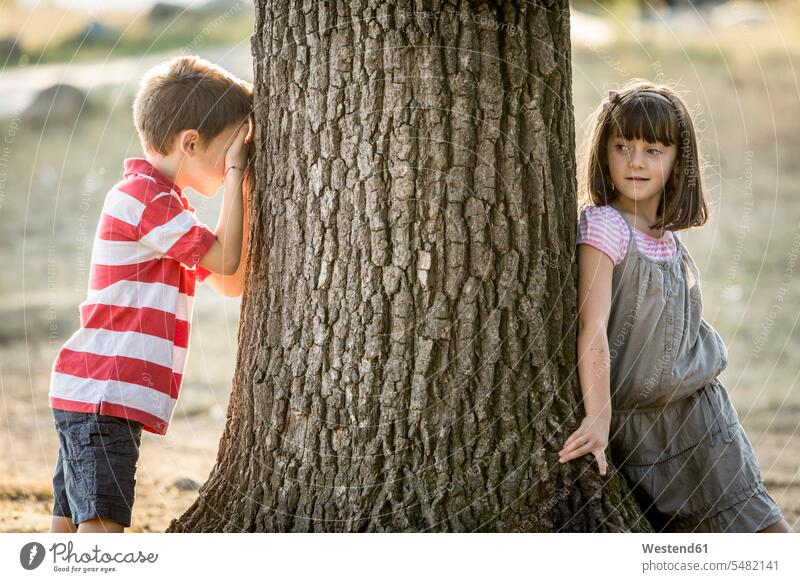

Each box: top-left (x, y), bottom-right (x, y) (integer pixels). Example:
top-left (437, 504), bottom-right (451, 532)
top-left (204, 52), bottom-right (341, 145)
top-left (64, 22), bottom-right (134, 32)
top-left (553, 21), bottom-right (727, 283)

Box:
top-left (610, 379), bottom-right (783, 532)
top-left (668, 484), bottom-right (784, 532)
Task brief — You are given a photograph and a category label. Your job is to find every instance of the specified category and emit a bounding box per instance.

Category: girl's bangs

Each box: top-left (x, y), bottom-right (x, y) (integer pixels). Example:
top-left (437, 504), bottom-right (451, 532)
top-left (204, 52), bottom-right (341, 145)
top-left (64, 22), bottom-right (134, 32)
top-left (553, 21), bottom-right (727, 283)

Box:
top-left (608, 96), bottom-right (678, 146)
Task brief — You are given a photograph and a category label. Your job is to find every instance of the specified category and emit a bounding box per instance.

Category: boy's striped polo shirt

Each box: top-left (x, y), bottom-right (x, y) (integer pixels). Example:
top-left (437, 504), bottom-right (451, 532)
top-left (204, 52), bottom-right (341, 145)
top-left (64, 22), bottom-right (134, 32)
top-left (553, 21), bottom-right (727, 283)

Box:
top-left (49, 158), bottom-right (217, 435)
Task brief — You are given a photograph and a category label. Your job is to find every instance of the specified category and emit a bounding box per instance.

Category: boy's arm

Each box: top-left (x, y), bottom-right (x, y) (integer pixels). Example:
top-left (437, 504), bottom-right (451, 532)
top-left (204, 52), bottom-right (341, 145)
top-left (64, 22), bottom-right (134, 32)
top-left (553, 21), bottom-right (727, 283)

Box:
top-left (198, 170), bottom-right (244, 275)
top-left (202, 183), bottom-right (249, 297)
top-left (198, 124), bottom-right (249, 278)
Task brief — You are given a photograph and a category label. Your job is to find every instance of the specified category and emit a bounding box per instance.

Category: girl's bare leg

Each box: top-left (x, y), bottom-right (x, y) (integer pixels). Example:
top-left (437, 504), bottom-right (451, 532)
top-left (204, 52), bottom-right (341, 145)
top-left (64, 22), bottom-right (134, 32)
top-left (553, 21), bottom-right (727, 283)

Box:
top-left (758, 518), bottom-right (792, 533)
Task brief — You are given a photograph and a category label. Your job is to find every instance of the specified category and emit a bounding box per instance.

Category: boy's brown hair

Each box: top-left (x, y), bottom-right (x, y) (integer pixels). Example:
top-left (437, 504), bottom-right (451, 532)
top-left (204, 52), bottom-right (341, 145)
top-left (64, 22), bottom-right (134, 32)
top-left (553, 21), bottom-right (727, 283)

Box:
top-left (133, 56), bottom-right (253, 155)
top-left (580, 79), bottom-right (708, 232)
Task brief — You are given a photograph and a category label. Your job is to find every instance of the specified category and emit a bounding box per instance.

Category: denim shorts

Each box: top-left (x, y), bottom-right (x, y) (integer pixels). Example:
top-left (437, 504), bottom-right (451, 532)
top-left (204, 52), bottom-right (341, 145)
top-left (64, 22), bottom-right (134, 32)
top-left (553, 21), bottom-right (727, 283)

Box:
top-left (51, 409), bottom-right (143, 527)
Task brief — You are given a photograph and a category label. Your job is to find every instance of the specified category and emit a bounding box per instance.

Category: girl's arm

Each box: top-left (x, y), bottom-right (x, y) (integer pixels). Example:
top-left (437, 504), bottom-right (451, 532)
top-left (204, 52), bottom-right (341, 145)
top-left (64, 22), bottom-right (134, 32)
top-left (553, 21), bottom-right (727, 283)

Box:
top-left (558, 244), bottom-right (614, 475)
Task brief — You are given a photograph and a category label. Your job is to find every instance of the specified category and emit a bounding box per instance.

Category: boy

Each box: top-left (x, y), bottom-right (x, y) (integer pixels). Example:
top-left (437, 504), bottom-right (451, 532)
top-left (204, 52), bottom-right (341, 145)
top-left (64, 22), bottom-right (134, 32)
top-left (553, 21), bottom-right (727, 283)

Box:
top-left (48, 56), bottom-right (253, 533)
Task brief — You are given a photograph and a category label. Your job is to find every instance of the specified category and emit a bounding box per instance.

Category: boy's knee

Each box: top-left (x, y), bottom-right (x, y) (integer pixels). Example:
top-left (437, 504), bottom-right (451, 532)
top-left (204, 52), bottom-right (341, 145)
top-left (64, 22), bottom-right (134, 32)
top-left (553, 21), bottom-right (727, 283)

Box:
top-left (77, 517), bottom-right (125, 533)
top-left (49, 515), bottom-right (77, 533)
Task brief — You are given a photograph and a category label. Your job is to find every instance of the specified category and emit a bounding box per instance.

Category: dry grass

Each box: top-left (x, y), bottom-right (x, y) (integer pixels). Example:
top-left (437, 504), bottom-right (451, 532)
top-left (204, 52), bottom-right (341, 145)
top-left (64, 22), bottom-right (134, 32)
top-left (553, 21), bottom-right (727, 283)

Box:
top-left (0, 2), bottom-right (253, 66)
top-left (0, 4), bottom-right (134, 53)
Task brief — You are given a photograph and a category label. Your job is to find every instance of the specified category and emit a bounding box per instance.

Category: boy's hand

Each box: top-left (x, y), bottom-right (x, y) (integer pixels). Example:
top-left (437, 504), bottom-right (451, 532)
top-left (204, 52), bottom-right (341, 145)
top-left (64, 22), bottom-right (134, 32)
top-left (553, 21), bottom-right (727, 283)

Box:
top-left (225, 117), bottom-right (253, 171)
top-left (558, 415), bottom-right (609, 476)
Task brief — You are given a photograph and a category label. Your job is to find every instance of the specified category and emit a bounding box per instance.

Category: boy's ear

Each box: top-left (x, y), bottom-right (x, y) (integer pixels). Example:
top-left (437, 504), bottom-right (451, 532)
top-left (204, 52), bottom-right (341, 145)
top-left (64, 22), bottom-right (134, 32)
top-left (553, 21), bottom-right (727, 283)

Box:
top-left (178, 129), bottom-right (201, 157)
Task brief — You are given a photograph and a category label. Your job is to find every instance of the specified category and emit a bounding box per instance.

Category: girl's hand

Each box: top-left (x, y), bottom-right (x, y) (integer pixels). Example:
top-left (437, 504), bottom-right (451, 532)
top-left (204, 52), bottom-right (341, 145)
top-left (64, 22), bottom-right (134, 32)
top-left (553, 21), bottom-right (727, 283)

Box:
top-left (558, 415), bottom-right (609, 476)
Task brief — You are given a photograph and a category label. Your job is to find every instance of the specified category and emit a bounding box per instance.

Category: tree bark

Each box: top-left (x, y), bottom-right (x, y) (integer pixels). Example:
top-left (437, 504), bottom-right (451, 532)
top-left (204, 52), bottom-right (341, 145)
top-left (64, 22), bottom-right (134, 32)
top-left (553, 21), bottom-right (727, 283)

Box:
top-left (168, 0), bottom-right (650, 533)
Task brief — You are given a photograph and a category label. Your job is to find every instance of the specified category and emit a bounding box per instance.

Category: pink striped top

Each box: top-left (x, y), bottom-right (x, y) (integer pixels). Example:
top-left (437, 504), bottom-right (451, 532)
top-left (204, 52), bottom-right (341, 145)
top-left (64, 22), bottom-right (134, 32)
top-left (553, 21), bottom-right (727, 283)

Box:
top-left (49, 158), bottom-right (218, 435)
top-left (577, 204), bottom-right (679, 265)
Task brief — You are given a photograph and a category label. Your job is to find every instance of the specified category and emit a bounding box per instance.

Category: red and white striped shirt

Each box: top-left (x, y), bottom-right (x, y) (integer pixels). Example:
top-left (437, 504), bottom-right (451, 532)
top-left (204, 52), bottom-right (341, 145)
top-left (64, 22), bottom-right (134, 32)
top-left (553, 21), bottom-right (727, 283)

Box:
top-left (49, 158), bottom-right (217, 435)
top-left (577, 204), bottom-right (679, 265)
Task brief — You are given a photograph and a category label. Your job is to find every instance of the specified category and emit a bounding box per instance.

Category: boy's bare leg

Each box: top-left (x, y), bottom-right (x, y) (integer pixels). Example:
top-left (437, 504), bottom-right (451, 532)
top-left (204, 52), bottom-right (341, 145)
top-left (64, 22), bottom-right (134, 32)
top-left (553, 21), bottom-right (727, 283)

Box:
top-left (758, 518), bottom-right (792, 533)
top-left (49, 516), bottom-right (77, 533)
top-left (77, 517), bottom-right (125, 533)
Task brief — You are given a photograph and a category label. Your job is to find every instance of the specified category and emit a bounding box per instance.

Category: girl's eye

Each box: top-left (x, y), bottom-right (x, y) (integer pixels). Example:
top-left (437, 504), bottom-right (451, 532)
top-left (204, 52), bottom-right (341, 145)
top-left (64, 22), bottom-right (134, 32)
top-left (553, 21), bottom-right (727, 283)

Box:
top-left (648, 148), bottom-right (662, 155)
top-left (615, 144), bottom-right (628, 151)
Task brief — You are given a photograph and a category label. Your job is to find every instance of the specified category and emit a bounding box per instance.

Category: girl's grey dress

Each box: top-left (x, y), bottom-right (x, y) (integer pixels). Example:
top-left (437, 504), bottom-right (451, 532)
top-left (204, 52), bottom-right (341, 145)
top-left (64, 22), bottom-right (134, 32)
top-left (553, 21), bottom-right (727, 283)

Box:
top-left (604, 204), bottom-right (783, 532)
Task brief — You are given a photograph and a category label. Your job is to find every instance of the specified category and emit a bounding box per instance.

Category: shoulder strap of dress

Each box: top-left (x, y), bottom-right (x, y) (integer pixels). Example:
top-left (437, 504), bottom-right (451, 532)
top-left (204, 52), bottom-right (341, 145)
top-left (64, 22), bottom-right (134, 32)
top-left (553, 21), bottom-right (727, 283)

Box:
top-left (672, 229), bottom-right (686, 254)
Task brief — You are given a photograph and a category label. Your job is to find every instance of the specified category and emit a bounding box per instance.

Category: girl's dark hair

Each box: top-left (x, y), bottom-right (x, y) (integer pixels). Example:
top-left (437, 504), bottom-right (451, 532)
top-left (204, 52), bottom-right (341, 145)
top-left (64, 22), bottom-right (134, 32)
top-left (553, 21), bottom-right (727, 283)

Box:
top-left (579, 79), bottom-right (708, 232)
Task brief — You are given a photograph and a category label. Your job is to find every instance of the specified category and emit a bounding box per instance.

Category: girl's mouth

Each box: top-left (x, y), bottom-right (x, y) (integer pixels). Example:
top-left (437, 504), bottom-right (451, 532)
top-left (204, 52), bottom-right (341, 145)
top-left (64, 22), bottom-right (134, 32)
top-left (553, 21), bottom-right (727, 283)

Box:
top-left (626, 177), bottom-right (650, 181)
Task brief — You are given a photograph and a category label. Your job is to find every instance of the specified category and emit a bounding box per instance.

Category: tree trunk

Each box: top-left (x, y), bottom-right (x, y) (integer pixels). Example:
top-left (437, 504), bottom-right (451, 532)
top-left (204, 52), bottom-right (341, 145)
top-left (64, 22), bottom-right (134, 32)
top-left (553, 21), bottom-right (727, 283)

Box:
top-left (168, 0), bottom-right (650, 533)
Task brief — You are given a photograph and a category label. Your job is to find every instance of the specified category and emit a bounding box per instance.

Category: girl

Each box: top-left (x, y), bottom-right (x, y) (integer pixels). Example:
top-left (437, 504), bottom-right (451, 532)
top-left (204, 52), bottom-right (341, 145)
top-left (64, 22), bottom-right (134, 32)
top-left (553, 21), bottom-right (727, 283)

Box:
top-left (558, 80), bottom-right (791, 532)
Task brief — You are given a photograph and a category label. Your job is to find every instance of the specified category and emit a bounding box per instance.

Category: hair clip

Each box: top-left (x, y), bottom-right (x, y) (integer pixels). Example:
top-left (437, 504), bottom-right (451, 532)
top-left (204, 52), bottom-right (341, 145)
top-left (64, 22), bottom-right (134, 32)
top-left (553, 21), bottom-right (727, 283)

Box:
top-left (608, 90), bottom-right (620, 104)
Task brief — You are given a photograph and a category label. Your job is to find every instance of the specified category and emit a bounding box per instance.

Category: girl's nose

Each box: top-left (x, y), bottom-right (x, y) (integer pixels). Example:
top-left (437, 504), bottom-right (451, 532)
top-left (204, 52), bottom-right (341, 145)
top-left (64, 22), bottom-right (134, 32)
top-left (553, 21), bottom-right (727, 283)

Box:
top-left (629, 148), bottom-right (646, 168)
